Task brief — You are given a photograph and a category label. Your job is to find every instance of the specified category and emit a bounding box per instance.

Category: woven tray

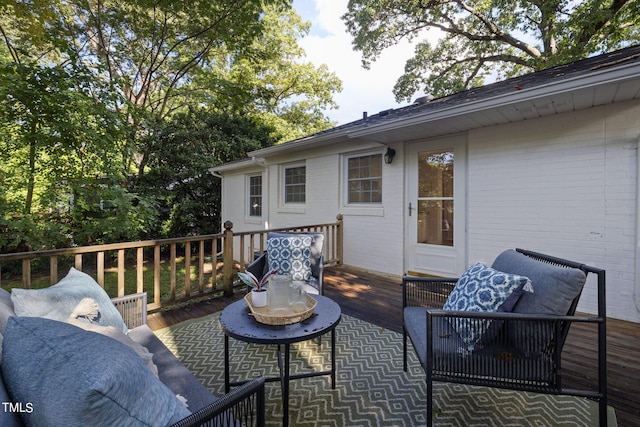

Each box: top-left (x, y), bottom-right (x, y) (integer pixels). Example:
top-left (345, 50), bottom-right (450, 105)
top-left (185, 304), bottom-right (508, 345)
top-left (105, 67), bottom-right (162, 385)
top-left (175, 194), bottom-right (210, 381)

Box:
top-left (244, 293), bottom-right (317, 325)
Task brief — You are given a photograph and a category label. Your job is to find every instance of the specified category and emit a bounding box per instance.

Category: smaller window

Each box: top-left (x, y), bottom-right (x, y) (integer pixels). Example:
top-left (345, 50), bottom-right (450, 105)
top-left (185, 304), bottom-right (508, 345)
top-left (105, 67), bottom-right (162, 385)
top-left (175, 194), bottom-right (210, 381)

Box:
top-left (347, 154), bottom-right (382, 204)
top-left (248, 175), bottom-right (262, 217)
top-left (284, 165), bottom-right (306, 204)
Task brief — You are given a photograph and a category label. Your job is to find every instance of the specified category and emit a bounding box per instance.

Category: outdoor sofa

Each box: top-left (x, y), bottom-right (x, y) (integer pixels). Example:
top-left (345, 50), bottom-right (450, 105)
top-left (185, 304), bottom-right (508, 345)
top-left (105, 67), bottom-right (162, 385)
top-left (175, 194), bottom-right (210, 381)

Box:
top-left (0, 268), bottom-right (265, 427)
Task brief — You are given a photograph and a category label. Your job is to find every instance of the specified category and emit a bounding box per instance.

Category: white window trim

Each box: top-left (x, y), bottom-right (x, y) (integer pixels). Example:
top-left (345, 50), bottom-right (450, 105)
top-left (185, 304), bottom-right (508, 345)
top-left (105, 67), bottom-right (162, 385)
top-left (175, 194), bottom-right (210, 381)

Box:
top-left (245, 173), bottom-right (263, 223)
top-left (280, 162), bottom-right (306, 207)
top-left (341, 151), bottom-right (384, 214)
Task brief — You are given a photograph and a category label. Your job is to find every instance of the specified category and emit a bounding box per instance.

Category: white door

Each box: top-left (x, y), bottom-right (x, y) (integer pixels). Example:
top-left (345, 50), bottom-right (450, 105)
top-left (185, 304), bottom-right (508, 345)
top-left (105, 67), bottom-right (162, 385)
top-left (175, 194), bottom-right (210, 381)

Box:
top-left (405, 135), bottom-right (467, 276)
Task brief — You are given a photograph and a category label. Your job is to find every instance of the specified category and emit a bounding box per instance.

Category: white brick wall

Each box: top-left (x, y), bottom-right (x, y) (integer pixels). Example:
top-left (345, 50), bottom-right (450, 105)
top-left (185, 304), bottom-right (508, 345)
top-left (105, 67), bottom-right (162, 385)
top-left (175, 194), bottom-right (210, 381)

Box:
top-left (468, 101), bottom-right (640, 322)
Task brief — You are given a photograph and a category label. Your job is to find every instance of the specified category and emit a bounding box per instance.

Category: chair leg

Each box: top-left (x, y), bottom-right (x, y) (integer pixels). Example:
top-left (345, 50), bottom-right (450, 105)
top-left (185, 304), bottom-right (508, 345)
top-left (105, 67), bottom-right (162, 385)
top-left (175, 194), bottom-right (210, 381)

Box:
top-left (426, 376), bottom-right (433, 427)
top-left (403, 328), bottom-right (408, 372)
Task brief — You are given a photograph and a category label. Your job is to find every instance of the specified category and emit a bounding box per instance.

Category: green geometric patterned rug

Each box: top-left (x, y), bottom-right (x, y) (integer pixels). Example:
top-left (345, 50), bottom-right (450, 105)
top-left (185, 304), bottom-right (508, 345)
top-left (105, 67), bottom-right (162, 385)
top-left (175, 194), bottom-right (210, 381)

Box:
top-left (155, 312), bottom-right (616, 426)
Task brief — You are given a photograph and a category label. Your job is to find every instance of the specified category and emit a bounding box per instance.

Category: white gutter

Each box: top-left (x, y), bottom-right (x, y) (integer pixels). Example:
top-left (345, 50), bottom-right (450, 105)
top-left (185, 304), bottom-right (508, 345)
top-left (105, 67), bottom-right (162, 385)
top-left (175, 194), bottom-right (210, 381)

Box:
top-left (635, 132), bottom-right (640, 312)
top-left (210, 158), bottom-right (255, 173)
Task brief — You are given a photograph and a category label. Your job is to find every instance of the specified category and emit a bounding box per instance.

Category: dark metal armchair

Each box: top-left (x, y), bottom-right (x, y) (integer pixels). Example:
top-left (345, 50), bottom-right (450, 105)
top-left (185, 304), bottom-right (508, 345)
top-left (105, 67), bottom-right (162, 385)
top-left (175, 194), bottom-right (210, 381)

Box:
top-left (246, 231), bottom-right (325, 295)
top-left (169, 377), bottom-right (265, 427)
top-left (403, 248), bottom-right (607, 427)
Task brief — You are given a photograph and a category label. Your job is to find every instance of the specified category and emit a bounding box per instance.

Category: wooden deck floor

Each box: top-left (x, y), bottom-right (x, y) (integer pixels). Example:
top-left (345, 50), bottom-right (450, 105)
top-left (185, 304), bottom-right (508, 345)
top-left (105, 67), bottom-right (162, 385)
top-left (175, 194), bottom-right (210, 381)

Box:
top-left (147, 265), bottom-right (640, 427)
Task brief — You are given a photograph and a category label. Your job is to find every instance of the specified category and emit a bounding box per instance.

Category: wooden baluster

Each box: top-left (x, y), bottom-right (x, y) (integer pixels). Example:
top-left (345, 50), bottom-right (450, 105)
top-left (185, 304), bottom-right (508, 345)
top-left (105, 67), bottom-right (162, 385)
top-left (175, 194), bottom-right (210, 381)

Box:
top-left (199, 240), bottom-right (205, 293)
top-left (22, 258), bottom-right (31, 289)
top-left (50, 255), bottom-right (58, 285)
top-left (97, 252), bottom-right (105, 287)
top-left (154, 245), bottom-right (161, 305)
top-left (185, 241), bottom-right (191, 297)
top-left (118, 249), bottom-right (125, 297)
top-left (136, 247), bottom-right (144, 294)
top-left (170, 243), bottom-right (176, 301)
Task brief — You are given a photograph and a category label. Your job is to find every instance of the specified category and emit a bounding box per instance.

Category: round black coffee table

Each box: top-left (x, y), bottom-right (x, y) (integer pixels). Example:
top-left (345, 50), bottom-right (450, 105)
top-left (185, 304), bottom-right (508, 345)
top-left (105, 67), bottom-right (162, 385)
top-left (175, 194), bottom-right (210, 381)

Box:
top-left (219, 295), bottom-right (341, 427)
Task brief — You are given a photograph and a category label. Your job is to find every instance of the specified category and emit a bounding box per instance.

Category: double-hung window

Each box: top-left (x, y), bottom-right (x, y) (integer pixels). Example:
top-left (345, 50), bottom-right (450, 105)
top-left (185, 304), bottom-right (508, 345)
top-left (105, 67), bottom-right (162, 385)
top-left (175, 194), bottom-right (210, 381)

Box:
top-left (283, 164), bottom-right (306, 204)
top-left (346, 153), bottom-right (382, 204)
top-left (248, 175), bottom-right (263, 217)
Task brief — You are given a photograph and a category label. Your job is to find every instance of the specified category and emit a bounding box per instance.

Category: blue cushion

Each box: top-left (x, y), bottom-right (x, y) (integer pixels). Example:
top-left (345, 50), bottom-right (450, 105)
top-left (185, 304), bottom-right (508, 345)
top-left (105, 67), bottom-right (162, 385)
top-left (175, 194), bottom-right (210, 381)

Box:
top-left (11, 268), bottom-right (128, 334)
top-left (404, 307), bottom-right (466, 369)
top-left (267, 232), bottom-right (324, 278)
top-left (491, 250), bottom-right (587, 355)
top-left (0, 374), bottom-right (22, 427)
top-left (267, 235), bottom-right (313, 281)
top-left (443, 263), bottom-right (531, 350)
top-left (1, 316), bottom-right (190, 427)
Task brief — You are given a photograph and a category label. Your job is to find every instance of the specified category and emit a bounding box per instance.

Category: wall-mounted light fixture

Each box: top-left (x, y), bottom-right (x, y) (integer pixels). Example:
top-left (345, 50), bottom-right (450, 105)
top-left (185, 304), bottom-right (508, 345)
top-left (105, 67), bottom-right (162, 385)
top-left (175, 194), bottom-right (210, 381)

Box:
top-left (384, 147), bottom-right (396, 164)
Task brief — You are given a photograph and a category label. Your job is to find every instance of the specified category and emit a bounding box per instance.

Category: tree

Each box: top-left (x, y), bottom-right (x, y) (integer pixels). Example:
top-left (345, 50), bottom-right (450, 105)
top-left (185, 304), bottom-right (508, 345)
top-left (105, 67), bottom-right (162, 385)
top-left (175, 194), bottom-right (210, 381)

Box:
top-left (0, 59), bottom-right (157, 249)
top-left (135, 110), bottom-right (276, 237)
top-left (1, 1), bottom-right (340, 144)
top-left (214, 4), bottom-right (343, 142)
top-left (343, 0), bottom-right (640, 101)
top-left (0, 1), bottom-right (341, 250)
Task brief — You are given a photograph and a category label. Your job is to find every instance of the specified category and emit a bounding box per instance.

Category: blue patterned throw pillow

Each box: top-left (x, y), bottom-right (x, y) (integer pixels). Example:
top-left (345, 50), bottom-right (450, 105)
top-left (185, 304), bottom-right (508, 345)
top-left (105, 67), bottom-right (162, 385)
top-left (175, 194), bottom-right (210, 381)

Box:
top-left (443, 263), bottom-right (532, 351)
top-left (267, 236), bottom-right (313, 281)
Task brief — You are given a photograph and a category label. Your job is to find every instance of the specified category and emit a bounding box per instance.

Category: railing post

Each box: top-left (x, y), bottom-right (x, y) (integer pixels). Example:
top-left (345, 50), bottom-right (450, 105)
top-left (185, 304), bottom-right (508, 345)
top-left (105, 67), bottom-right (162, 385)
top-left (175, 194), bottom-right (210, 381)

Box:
top-left (22, 258), bottom-right (31, 289)
top-left (336, 214), bottom-right (343, 265)
top-left (223, 221), bottom-right (234, 296)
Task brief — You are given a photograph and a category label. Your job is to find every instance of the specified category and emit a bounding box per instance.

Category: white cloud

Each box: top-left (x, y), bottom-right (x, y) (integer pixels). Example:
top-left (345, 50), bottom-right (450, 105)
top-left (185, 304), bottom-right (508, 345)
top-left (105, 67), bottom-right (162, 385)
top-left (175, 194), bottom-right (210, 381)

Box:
top-left (293, 0), bottom-right (424, 125)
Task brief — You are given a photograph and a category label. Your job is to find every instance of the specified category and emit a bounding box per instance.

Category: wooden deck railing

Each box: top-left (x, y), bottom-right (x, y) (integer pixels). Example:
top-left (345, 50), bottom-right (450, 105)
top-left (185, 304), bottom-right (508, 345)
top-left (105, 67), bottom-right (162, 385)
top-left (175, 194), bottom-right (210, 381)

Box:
top-left (0, 215), bottom-right (343, 312)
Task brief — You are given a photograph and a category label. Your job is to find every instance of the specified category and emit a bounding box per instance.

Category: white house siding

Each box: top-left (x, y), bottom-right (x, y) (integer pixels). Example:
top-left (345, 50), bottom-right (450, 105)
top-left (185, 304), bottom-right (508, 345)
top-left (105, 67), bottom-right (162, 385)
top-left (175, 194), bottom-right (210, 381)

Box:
top-left (220, 141), bottom-right (406, 274)
top-left (341, 143), bottom-right (405, 276)
top-left (466, 100), bottom-right (640, 323)
top-left (220, 165), bottom-right (264, 232)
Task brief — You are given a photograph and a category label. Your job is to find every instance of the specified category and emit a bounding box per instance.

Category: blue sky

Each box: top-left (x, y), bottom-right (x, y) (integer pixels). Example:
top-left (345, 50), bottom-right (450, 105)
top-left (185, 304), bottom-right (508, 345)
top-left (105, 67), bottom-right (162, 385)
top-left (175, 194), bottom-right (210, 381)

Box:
top-left (292, 0), bottom-right (425, 125)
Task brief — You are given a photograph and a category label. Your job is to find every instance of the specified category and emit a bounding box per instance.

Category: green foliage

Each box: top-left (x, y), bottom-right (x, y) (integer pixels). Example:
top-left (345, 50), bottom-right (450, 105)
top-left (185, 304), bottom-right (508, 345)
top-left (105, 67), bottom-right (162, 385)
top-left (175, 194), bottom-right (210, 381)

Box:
top-left (343, 0), bottom-right (639, 101)
top-left (134, 110), bottom-right (276, 238)
top-left (0, 1), bottom-right (340, 252)
top-left (0, 59), bottom-right (145, 250)
top-left (191, 3), bottom-right (342, 142)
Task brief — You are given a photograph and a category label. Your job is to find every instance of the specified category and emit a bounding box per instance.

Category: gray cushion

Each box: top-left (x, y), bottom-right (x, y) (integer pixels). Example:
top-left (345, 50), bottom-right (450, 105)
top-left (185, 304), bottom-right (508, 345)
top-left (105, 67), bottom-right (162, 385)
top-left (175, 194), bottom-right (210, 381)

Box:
top-left (404, 307), bottom-right (555, 383)
top-left (491, 250), bottom-right (586, 316)
top-left (491, 250), bottom-right (587, 355)
top-left (404, 307), bottom-right (466, 368)
top-left (1, 316), bottom-right (190, 427)
top-left (11, 268), bottom-right (128, 334)
top-left (0, 287), bottom-right (15, 335)
top-left (128, 325), bottom-right (218, 413)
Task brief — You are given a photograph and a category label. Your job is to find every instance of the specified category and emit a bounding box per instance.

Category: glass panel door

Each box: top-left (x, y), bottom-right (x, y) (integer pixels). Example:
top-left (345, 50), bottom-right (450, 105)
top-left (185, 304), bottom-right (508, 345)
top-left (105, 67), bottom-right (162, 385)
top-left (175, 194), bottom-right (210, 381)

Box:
top-left (405, 136), bottom-right (466, 277)
top-left (417, 149), bottom-right (454, 246)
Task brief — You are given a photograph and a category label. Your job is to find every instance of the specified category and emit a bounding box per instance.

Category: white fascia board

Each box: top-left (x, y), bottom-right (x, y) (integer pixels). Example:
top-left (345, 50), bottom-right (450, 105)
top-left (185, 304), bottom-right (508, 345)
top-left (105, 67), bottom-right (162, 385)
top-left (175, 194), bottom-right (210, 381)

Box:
top-left (346, 62), bottom-right (640, 138)
top-left (210, 159), bottom-right (255, 174)
top-left (248, 129), bottom-right (354, 158)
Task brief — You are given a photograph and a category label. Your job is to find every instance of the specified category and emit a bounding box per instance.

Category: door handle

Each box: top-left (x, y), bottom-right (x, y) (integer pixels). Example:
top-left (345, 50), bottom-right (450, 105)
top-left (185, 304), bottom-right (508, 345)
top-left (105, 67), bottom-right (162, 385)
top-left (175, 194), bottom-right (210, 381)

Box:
top-left (409, 202), bottom-right (414, 216)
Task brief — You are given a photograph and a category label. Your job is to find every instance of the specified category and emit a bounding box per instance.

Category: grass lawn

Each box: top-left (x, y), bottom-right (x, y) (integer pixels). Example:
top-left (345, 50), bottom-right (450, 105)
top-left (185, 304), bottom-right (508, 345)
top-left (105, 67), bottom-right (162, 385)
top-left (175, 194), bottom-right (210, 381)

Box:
top-left (0, 254), bottom-right (237, 309)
